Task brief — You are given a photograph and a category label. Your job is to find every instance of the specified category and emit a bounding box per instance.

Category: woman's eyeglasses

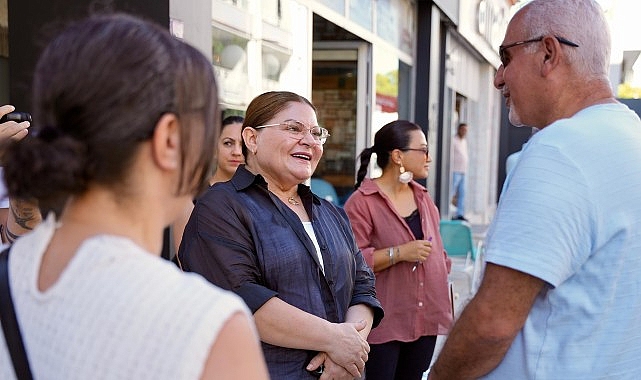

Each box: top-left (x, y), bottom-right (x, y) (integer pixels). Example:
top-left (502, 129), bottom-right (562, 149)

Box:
top-left (253, 120), bottom-right (330, 145)
top-left (403, 147), bottom-right (429, 155)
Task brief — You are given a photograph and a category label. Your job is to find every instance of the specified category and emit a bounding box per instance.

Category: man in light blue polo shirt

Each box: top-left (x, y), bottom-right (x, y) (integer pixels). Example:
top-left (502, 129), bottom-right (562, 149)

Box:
top-left (430, 0), bottom-right (641, 378)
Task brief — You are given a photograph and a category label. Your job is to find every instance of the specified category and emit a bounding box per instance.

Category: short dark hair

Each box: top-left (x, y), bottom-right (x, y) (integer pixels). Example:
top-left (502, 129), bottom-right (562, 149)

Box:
top-left (222, 115), bottom-right (245, 128)
top-left (4, 13), bottom-right (219, 212)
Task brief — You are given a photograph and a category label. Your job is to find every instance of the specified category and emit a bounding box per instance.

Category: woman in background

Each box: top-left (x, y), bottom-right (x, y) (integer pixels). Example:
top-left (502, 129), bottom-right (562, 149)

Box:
top-left (0, 14), bottom-right (267, 380)
top-left (344, 120), bottom-right (452, 380)
top-left (172, 115), bottom-right (245, 256)
top-left (210, 115), bottom-right (245, 184)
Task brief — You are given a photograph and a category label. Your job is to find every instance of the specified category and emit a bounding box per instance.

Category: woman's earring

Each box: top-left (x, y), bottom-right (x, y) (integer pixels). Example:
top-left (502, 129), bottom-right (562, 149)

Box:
top-left (399, 164), bottom-right (413, 184)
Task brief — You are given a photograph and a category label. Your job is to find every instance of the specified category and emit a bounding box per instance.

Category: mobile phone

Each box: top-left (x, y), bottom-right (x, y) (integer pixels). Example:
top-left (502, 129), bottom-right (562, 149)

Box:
top-left (0, 112), bottom-right (32, 123)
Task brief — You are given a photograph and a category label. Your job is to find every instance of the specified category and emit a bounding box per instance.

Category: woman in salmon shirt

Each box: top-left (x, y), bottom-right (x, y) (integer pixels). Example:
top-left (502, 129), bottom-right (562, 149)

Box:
top-left (344, 120), bottom-right (453, 380)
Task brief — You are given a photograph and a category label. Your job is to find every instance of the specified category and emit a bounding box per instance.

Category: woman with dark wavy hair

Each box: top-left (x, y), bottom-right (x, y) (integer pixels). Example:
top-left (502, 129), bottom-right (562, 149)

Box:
top-left (344, 120), bottom-right (452, 380)
top-left (0, 14), bottom-right (267, 380)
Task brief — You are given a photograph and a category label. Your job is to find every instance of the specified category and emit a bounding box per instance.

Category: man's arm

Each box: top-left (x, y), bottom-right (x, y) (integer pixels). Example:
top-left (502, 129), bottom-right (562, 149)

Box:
top-left (429, 263), bottom-right (545, 379)
top-left (2, 197), bottom-right (42, 243)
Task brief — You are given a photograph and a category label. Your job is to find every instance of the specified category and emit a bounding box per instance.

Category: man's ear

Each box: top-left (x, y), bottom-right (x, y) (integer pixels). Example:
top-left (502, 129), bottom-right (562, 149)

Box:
top-left (151, 113), bottom-right (181, 170)
top-left (541, 36), bottom-right (562, 76)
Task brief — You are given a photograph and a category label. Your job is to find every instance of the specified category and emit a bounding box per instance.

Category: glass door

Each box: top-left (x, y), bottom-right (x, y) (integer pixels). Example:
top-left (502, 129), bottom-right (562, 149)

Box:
top-left (312, 43), bottom-right (370, 205)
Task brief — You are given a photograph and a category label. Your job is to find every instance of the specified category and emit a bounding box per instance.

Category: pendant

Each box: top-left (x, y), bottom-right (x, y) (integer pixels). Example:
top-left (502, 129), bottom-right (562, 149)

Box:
top-left (287, 196), bottom-right (300, 206)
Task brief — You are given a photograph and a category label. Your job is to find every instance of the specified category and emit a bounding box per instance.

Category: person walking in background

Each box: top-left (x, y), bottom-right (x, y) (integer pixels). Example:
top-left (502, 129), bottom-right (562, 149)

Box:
top-left (178, 91), bottom-right (383, 379)
top-left (450, 122), bottom-right (468, 221)
top-left (344, 120), bottom-right (452, 380)
top-left (0, 14), bottom-right (268, 380)
top-left (172, 114), bottom-right (245, 256)
top-left (430, 0), bottom-right (641, 378)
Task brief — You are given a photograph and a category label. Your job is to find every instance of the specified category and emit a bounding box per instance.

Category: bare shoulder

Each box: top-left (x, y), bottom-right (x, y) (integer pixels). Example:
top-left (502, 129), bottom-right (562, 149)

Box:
top-left (200, 312), bottom-right (269, 380)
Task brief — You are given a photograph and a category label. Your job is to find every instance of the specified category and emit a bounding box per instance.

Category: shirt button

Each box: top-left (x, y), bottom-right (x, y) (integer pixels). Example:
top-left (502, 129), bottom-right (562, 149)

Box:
top-left (418, 302), bottom-right (423, 307)
top-left (420, 282), bottom-right (424, 286)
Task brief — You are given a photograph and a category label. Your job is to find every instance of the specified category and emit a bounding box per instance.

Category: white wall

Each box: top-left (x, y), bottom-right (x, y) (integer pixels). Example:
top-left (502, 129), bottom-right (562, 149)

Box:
top-left (171, 0), bottom-right (212, 60)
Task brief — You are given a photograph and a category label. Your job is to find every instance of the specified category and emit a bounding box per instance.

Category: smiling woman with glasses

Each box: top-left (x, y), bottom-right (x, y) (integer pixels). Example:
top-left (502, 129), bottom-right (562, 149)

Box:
top-left (253, 120), bottom-right (331, 145)
top-left (178, 90), bottom-right (383, 379)
top-left (343, 120), bottom-right (453, 380)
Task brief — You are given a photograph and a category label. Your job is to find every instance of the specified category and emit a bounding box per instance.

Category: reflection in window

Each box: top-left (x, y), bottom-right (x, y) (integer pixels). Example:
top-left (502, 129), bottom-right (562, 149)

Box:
top-left (317, 0), bottom-right (345, 15)
top-left (312, 60), bottom-right (358, 204)
top-left (376, 0), bottom-right (415, 55)
top-left (212, 26), bottom-right (250, 108)
top-left (376, 0), bottom-right (398, 45)
top-left (349, 0), bottom-right (372, 31)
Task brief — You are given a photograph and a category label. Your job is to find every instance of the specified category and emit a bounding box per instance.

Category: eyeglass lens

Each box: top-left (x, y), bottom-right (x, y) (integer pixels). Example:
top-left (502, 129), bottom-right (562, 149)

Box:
top-left (285, 121), bottom-right (329, 143)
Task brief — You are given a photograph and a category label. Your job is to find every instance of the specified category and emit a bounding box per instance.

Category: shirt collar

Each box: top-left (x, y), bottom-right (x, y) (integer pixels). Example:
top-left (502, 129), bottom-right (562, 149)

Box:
top-left (357, 177), bottom-right (427, 196)
top-left (231, 165), bottom-right (321, 205)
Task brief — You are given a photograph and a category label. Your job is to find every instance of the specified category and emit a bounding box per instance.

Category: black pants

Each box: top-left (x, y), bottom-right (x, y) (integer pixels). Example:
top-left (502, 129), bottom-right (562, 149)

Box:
top-left (365, 335), bottom-right (437, 380)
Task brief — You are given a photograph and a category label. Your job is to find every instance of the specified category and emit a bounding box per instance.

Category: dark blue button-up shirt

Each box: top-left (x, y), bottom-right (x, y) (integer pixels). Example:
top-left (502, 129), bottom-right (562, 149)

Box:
top-left (179, 165), bottom-right (383, 379)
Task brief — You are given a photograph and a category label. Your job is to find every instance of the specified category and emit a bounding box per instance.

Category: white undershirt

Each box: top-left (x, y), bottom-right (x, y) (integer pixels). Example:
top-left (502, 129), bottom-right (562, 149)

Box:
top-left (302, 221), bottom-right (324, 273)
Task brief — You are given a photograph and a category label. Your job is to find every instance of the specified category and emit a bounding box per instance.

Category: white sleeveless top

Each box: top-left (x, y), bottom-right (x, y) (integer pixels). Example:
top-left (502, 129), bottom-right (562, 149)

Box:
top-left (0, 216), bottom-right (252, 379)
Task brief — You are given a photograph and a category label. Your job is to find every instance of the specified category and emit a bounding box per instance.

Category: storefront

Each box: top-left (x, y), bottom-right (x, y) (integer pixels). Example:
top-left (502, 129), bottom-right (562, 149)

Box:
top-left (419, 0), bottom-right (510, 223)
top-left (2, 0), bottom-right (511, 220)
top-left (212, 0), bottom-right (416, 203)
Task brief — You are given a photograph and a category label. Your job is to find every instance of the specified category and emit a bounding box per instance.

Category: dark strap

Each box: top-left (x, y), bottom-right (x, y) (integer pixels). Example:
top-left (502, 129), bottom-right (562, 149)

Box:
top-left (0, 247), bottom-right (34, 380)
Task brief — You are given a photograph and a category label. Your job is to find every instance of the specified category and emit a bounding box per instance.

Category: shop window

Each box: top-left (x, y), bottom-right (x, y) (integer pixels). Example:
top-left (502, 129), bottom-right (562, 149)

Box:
top-left (317, 0), bottom-right (345, 15)
top-left (349, 0), bottom-right (372, 31)
top-left (212, 26), bottom-right (249, 108)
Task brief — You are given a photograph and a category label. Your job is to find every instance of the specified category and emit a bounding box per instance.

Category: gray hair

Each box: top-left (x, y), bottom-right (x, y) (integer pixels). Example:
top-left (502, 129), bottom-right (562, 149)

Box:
top-left (519, 0), bottom-right (610, 77)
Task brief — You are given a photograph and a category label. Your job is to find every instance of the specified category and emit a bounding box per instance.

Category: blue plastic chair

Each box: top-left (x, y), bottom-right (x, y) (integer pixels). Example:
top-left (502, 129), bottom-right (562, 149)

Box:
top-left (439, 220), bottom-right (478, 260)
top-left (310, 178), bottom-right (340, 205)
top-left (440, 220), bottom-right (480, 292)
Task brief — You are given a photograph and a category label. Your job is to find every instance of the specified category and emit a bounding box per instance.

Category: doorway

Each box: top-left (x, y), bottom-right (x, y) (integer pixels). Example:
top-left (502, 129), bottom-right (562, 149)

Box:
top-left (311, 16), bottom-right (370, 205)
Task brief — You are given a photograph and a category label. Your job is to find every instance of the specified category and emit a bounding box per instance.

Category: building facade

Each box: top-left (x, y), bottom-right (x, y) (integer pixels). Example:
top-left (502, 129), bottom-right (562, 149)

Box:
top-left (211, 0), bottom-right (511, 222)
top-left (1, 0), bottom-right (512, 223)
top-left (426, 0), bottom-right (512, 222)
